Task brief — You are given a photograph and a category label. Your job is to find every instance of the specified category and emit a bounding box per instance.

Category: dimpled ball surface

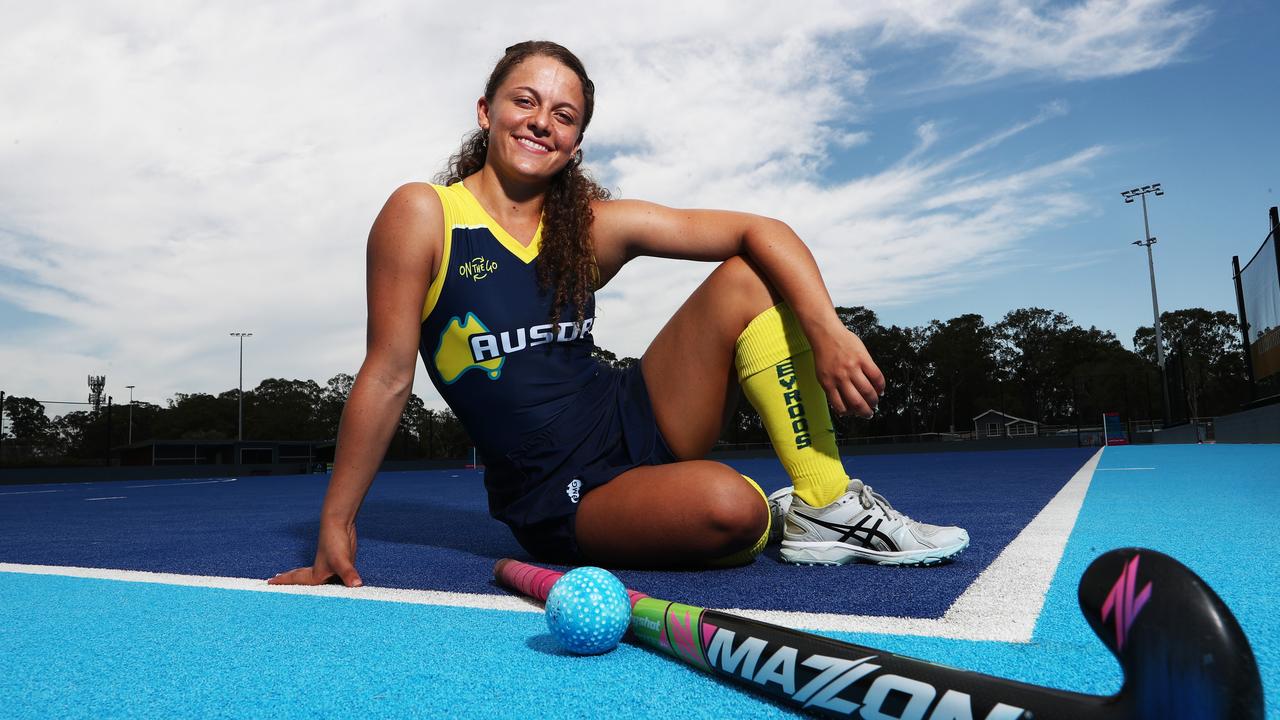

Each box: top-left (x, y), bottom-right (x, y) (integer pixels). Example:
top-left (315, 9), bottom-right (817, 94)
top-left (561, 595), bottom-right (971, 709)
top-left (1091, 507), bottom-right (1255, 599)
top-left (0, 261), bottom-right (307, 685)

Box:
top-left (545, 567), bottom-right (631, 655)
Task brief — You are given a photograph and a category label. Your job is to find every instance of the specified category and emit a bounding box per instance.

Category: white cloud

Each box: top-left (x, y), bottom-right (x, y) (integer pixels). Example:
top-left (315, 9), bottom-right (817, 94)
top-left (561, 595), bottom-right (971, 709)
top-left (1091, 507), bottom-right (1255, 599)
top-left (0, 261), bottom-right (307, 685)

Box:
top-left (0, 0), bottom-right (1206, 411)
top-left (879, 0), bottom-right (1210, 84)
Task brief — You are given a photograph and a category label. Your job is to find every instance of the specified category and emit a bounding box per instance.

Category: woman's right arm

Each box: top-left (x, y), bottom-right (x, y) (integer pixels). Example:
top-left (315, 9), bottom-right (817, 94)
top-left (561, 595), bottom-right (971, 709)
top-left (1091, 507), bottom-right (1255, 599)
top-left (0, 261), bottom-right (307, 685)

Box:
top-left (269, 183), bottom-right (442, 587)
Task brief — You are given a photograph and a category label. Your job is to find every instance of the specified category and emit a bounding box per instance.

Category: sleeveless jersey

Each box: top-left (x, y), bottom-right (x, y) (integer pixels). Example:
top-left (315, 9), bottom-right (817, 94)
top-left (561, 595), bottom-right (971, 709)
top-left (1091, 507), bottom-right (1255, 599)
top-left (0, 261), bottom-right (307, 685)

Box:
top-left (419, 182), bottom-right (601, 459)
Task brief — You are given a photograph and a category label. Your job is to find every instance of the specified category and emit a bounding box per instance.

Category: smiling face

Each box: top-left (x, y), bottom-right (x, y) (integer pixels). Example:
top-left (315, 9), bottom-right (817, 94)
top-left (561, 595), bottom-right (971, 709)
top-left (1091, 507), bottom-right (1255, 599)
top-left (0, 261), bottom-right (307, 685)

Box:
top-left (477, 54), bottom-right (586, 185)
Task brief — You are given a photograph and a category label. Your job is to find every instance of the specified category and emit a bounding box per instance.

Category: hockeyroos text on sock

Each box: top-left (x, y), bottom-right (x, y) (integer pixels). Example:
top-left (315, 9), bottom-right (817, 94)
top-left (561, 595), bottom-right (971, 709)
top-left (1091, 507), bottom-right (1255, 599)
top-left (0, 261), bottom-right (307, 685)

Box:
top-left (775, 360), bottom-right (812, 449)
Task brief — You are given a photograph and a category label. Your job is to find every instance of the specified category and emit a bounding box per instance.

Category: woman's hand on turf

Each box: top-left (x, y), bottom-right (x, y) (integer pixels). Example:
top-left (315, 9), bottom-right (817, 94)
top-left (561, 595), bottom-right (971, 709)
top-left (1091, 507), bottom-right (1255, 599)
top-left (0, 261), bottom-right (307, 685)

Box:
top-left (267, 520), bottom-right (363, 588)
top-left (810, 323), bottom-right (885, 419)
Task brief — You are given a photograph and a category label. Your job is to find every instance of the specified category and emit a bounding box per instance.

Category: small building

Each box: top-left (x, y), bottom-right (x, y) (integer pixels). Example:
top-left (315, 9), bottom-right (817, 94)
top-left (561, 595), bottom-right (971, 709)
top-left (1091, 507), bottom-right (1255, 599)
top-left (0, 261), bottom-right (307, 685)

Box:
top-left (972, 410), bottom-right (1039, 438)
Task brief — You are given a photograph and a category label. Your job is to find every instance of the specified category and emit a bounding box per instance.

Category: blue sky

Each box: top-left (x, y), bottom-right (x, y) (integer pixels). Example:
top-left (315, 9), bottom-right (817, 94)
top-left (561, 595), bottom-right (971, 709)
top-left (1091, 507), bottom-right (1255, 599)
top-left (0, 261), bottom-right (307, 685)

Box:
top-left (847, 1), bottom-right (1277, 334)
top-left (863, 2), bottom-right (1264, 334)
top-left (1, 1), bottom-right (1277, 414)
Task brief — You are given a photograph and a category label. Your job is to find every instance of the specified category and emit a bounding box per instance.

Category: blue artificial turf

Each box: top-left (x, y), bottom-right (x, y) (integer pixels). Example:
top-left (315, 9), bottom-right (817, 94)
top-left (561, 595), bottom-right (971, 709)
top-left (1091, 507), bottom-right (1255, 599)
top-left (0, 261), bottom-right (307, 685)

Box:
top-left (0, 447), bottom-right (1094, 617)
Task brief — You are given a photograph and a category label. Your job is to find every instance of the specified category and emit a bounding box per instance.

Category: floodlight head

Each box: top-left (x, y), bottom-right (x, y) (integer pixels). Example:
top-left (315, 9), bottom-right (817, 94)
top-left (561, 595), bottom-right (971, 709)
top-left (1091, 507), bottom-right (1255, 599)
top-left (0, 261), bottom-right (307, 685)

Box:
top-left (1124, 196), bottom-right (1134, 204)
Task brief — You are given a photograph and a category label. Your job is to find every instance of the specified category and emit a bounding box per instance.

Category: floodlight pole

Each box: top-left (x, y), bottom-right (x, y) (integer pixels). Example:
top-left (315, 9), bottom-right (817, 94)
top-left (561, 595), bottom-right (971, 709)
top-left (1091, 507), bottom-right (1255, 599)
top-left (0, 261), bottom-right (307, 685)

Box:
top-left (230, 332), bottom-right (252, 441)
top-left (125, 385), bottom-right (135, 445)
top-left (1122, 184), bottom-right (1171, 426)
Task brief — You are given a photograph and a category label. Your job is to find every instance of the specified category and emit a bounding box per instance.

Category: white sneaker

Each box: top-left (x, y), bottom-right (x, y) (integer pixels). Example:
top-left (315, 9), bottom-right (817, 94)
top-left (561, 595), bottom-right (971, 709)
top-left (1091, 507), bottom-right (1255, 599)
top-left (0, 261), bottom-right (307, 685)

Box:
top-left (778, 479), bottom-right (969, 566)
top-left (766, 486), bottom-right (793, 545)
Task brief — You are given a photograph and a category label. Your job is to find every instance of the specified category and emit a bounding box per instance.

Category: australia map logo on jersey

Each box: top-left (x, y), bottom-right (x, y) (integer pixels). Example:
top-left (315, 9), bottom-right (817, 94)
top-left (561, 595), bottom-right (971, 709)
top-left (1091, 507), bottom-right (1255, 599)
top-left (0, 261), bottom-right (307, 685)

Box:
top-left (433, 311), bottom-right (595, 384)
top-left (434, 313), bottom-right (504, 383)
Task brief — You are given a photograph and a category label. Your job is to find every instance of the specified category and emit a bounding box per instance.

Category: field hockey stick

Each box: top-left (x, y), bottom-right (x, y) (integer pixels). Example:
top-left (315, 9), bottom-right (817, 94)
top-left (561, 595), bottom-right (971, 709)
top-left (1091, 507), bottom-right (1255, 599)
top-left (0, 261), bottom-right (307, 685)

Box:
top-left (495, 548), bottom-right (1261, 719)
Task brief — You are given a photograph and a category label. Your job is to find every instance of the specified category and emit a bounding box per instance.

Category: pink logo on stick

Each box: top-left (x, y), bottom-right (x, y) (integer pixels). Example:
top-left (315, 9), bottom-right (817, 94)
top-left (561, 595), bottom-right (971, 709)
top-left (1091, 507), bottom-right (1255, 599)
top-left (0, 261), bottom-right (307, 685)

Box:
top-left (1101, 554), bottom-right (1153, 651)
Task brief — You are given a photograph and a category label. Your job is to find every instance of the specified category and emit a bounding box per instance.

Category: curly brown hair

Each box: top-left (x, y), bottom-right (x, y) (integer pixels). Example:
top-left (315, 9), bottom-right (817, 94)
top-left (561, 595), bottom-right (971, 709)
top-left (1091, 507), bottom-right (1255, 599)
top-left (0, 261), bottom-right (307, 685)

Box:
top-left (435, 41), bottom-right (610, 325)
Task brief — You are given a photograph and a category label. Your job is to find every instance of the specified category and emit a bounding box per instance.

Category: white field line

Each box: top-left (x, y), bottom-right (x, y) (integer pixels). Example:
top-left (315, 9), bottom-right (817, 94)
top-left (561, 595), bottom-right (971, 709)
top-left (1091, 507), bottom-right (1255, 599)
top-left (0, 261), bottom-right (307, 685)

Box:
top-left (0, 449), bottom-right (1104, 642)
top-left (0, 562), bottom-right (542, 613)
top-left (124, 479), bottom-right (239, 489)
top-left (84, 497), bottom-right (127, 501)
top-left (0, 478), bottom-right (240, 497)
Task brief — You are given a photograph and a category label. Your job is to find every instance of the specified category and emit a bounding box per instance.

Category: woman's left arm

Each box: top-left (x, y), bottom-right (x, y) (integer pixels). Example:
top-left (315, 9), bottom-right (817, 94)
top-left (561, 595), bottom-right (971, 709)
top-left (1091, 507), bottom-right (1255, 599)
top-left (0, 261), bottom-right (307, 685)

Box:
top-left (592, 200), bottom-right (885, 417)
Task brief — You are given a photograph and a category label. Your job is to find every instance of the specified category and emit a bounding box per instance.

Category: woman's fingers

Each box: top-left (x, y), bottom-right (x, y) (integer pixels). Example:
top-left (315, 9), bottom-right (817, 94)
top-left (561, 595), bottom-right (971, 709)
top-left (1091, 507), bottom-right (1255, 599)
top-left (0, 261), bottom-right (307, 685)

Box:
top-left (330, 559), bottom-right (364, 588)
top-left (841, 378), bottom-right (874, 419)
top-left (263, 556), bottom-right (358, 584)
top-left (851, 370), bottom-right (879, 415)
top-left (822, 331), bottom-right (885, 419)
top-left (820, 361), bottom-right (879, 419)
top-left (267, 566), bottom-right (330, 586)
top-left (865, 359), bottom-right (886, 396)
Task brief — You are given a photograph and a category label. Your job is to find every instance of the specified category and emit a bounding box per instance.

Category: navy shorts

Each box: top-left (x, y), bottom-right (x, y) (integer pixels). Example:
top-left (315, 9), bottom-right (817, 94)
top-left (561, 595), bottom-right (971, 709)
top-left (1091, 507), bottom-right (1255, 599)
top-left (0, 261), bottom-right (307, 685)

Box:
top-left (482, 362), bottom-right (677, 563)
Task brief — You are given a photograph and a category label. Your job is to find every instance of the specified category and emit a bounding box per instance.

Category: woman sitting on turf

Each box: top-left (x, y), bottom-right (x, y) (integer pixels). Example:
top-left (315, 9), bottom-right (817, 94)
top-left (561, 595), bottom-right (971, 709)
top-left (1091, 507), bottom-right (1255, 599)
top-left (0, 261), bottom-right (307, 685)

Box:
top-left (270, 40), bottom-right (967, 584)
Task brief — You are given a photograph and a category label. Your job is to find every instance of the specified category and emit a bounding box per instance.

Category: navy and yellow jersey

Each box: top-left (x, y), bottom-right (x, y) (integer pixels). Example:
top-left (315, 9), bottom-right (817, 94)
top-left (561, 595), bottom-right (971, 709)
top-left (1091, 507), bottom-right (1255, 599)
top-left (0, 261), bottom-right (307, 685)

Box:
top-left (419, 182), bottom-right (602, 459)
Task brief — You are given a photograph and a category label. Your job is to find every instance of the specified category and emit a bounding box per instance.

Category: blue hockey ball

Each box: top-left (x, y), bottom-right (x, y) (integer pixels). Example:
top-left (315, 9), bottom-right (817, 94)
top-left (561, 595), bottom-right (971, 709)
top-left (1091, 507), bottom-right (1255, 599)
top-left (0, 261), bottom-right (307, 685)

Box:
top-left (545, 567), bottom-right (631, 655)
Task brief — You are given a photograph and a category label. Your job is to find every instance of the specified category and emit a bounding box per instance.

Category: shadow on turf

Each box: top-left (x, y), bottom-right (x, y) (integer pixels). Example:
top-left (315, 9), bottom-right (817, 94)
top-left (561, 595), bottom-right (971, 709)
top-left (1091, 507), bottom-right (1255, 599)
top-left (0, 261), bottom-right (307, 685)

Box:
top-left (525, 633), bottom-right (574, 656)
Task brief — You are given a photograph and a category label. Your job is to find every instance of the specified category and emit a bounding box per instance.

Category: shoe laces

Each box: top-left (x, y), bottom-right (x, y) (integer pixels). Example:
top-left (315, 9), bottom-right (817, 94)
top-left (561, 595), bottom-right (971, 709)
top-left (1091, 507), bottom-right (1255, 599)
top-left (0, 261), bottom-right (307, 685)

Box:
top-left (853, 480), bottom-right (914, 524)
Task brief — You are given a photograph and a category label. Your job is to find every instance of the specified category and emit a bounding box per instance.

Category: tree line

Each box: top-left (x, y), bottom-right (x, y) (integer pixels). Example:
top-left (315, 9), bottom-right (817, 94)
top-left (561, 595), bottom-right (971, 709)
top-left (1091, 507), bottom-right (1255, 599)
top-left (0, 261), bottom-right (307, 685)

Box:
top-left (0, 373), bottom-right (473, 465)
top-left (717, 305), bottom-right (1248, 444)
top-left (1, 305), bottom-right (1249, 465)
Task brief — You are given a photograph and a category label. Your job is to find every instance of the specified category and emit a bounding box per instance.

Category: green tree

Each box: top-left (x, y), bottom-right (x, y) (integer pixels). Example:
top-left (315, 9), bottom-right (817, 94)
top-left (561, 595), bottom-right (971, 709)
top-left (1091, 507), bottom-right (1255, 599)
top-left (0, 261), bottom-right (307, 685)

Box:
top-left (590, 347), bottom-right (639, 370)
top-left (318, 373), bottom-right (355, 437)
top-left (1134, 308), bottom-right (1249, 417)
top-left (433, 409), bottom-right (473, 459)
top-left (1057, 325), bottom-right (1146, 426)
top-left (863, 324), bottom-right (931, 436)
top-left (835, 306), bottom-right (881, 338)
top-left (391, 393), bottom-right (427, 459)
top-left (247, 378), bottom-right (325, 439)
top-left (2, 397), bottom-right (59, 462)
top-left (995, 308), bottom-right (1076, 423)
top-left (52, 410), bottom-right (96, 459)
top-left (123, 401), bottom-right (162, 446)
top-left (923, 314), bottom-right (997, 433)
top-left (157, 392), bottom-right (235, 440)
top-left (832, 306), bottom-right (896, 437)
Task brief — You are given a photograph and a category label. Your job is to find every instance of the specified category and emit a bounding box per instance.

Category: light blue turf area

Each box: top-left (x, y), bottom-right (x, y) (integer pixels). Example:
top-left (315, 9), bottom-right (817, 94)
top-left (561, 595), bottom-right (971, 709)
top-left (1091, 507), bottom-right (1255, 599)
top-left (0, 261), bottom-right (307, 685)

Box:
top-left (820, 444), bottom-right (1279, 717)
top-left (0, 572), bottom-right (797, 719)
top-left (1, 445), bottom-right (1275, 718)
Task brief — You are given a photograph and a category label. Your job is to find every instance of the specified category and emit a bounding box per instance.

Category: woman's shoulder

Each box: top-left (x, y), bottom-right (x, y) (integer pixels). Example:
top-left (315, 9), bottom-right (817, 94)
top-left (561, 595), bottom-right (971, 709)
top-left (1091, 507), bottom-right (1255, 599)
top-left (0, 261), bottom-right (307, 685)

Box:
top-left (376, 182), bottom-right (447, 225)
top-left (369, 182), bottom-right (447, 251)
top-left (386, 181), bottom-right (446, 208)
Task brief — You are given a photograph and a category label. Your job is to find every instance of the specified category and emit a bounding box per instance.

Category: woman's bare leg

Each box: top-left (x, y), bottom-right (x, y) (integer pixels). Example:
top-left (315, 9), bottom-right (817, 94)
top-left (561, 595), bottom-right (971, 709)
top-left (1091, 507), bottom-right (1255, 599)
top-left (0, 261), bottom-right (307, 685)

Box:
top-left (575, 256), bottom-right (780, 565)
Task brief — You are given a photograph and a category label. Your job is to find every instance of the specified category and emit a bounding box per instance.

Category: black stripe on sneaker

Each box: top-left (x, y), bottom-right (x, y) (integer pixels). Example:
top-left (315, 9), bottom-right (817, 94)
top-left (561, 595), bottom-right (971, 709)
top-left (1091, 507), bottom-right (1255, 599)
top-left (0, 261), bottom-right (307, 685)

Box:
top-left (795, 512), bottom-right (899, 552)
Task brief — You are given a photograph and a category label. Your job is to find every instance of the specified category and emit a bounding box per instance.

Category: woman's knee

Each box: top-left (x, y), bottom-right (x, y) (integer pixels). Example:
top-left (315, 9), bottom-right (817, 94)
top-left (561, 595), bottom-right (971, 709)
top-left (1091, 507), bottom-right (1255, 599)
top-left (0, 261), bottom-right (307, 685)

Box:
top-left (699, 470), bottom-right (769, 549)
top-left (710, 255), bottom-right (775, 299)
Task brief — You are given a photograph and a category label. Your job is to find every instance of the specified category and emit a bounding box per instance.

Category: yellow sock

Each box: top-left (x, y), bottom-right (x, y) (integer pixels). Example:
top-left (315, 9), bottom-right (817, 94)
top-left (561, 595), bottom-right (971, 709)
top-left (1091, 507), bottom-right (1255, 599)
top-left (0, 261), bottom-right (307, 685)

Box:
top-left (735, 304), bottom-right (848, 508)
top-left (709, 475), bottom-right (769, 567)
